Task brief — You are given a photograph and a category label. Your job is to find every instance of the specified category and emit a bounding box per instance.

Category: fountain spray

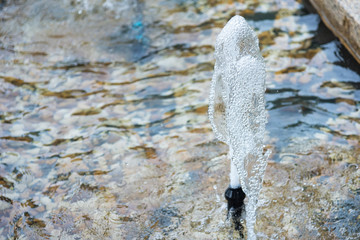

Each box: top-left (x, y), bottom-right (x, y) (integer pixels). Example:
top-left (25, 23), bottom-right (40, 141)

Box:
top-left (208, 16), bottom-right (270, 239)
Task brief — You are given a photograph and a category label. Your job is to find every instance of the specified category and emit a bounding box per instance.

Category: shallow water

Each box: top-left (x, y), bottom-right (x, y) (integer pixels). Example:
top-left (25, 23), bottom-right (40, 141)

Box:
top-left (0, 0), bottom-right (359, 239)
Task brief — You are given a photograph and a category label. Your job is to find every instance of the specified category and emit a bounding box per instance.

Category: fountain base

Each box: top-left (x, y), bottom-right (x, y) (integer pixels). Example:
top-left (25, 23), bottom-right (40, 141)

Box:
top-left (225, 186), bottom-right (246, 212)
top-left (225, 187), bottom-right (246, 236)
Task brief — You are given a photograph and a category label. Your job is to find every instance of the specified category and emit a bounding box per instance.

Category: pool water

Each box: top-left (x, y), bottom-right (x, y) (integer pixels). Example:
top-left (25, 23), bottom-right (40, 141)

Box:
top-left (0, 0), bottom-right (359, 239)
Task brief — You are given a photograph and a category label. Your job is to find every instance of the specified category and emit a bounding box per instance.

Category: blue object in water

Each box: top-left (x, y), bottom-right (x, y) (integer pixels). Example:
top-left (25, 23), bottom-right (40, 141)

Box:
top-left (133, 21), bottom-right (143, 28)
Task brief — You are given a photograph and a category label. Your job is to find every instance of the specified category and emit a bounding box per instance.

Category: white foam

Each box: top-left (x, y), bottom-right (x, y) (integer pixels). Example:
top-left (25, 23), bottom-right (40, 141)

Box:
top-left (208, 15), bottom-right (270, 239)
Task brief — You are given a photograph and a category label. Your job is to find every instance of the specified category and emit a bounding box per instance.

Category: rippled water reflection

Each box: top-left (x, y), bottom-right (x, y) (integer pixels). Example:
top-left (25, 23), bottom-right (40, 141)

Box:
top-left (0, 0), bottom-right (359, 239)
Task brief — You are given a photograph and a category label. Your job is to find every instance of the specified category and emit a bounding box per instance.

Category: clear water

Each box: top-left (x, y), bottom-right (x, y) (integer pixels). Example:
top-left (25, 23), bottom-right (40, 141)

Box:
top-left (0, 0), bottom-right (359, 239)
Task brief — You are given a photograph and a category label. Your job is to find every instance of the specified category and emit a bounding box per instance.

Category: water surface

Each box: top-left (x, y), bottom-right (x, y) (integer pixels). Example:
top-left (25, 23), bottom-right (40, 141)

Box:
top-left (0, 0), bottom-right (359, 239)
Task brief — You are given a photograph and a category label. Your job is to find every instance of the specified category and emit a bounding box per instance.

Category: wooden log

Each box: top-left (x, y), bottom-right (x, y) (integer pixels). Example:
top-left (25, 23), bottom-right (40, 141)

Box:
top-left (309, 0), bottom-right (360, 64)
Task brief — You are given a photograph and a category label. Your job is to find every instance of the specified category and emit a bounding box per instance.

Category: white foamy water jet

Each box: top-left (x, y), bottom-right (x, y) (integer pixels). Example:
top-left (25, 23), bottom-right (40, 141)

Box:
top-left (208, 15), bottom-right (270, 239)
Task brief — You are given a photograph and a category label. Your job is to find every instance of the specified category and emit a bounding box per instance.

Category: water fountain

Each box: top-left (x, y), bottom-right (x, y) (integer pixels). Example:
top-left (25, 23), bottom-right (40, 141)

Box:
top-left (208, 16), bottom-right (270, 239)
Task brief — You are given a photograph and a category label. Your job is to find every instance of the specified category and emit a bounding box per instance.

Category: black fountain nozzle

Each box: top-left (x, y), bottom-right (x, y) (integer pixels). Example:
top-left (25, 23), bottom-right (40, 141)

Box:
top-left (225, 186), bottom-right (246, 236)
top-left (225, 186), bottom-right (246, 214)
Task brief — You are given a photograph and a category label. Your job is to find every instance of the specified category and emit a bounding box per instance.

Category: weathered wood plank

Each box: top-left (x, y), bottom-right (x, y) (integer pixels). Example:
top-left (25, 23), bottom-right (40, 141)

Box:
top-left (309, 0), bottom-right (360, 64)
